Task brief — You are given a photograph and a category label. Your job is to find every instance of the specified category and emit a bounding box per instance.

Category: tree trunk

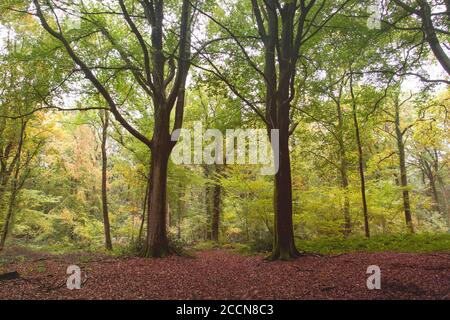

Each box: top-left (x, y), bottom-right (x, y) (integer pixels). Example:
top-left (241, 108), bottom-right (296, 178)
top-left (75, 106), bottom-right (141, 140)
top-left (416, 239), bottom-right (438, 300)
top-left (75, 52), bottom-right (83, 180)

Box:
top-left (270, 128), bottom-right (300, 260)
top-left (0, 187), bottom-right (18, 251)
top-left (395, 99), bottom-right (414, 233)
top-left (142, 131), bottom-right (172, 257)
top-left (350, 79), bottom-right (370, 238)
top-left (100, 110), bottom-right (113, 251)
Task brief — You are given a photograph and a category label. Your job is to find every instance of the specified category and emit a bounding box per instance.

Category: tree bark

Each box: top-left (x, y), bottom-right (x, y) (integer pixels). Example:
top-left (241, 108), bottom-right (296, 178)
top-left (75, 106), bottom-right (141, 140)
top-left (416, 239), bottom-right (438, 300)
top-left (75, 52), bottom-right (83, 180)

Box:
top-left (270, 128), bottom-right (299, 260)
top-left (141, 114), bottom-right (172, 257)
top-left (100, 110), bottom-right (113, 251)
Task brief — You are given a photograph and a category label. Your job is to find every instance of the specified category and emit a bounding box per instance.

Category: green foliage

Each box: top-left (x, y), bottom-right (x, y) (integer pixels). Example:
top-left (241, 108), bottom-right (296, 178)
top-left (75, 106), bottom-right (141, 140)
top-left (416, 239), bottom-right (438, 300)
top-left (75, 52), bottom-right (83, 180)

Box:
top-left (0, 0), bottom-right (448, 257)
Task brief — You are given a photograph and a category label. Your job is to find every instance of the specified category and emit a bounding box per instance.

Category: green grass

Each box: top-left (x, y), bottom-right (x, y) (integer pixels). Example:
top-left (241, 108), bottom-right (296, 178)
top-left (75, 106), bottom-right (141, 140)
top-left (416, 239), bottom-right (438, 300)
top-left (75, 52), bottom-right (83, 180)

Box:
top-left (194, 241), bottom-right (253, 254)
top-left (296, 233), bottom-right (450, 255)
top-left (195, 233), bottom-right (450, 256)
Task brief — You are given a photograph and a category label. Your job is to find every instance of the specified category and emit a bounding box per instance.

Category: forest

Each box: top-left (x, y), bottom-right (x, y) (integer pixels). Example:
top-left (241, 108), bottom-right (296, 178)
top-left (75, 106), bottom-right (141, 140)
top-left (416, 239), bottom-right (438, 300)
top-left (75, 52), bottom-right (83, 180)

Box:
top-left (0, 0), bottom-right (449, 301)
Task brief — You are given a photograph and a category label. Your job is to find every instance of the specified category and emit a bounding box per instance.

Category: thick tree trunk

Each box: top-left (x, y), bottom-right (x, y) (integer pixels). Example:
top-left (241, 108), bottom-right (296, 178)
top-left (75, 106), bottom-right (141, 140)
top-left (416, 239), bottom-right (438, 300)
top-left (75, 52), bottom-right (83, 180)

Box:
top-left (100, 111), bottom-right (113, 251)
top-left (141, 138), bottom-right (171, 258)
top-left (270, 129), bottom-right (300, 260)
top-left (395, 100), bottom-right (414, 233)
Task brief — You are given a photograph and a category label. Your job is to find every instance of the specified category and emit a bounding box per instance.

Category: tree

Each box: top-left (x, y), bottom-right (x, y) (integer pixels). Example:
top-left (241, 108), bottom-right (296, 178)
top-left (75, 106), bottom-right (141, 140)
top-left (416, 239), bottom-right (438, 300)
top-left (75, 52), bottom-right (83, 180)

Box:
top-left (32, 0), bottom-right (194, 257)
top-left (99, 110), bottom-right (113, 250)
top-left (349, 75), bottom-right (370, 238)
top-left (195, 0), bottom-right (351, 260)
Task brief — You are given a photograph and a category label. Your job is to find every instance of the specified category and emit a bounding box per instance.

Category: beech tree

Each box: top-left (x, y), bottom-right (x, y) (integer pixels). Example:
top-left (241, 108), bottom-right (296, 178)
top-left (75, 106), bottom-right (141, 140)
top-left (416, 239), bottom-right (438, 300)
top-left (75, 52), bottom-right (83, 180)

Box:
top-left (193, 0), bottom-right (352, 259)
top-left (32, 0), bottom-right (194, 257)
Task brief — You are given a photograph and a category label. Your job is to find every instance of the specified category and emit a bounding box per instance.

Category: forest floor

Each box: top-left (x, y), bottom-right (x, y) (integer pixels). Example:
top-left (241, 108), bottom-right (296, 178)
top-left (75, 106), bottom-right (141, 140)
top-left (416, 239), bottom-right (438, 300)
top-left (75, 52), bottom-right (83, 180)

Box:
top-left (0, 248), bottom-right (449, 300)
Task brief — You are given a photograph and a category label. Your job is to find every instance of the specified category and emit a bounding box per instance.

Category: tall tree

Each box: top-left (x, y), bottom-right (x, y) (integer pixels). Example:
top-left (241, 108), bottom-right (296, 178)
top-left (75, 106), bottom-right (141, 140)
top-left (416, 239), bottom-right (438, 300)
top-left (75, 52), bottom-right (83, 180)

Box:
top-left (196, 0), bottom-right (351, 259)
top-left (99, 110), bottom-right (113, 250)
top-left (32, 0), bottom-right (194, 257)
top-left (349, 75), bottom-right (370, 238)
